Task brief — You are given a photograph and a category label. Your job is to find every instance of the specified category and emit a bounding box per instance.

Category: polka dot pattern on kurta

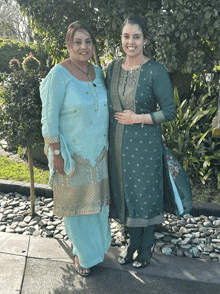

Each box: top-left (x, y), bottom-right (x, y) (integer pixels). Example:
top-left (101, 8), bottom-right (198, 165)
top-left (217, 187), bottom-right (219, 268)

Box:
top-left (107, 59), bottom-right (175, 226)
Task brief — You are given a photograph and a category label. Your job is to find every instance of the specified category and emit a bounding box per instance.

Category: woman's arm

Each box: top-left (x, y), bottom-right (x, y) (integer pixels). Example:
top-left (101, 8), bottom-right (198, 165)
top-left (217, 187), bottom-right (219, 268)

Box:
top-left (40, 67), bottom-right (66, 174)
top-left (150, 63), bottom-right (175, 125)
top-left (115, 63), bottom-right (175, 126)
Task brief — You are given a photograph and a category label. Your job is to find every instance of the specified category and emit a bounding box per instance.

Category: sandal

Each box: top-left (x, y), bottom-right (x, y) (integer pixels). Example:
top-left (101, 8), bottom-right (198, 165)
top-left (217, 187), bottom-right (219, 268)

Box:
top-left (74, 255), bottom-right (90, 277)
top-left (132, 259), bottom-right (151, 268)
top-left (132, 246), bottom-right (153, 269)
top-left (118, 246), bottom-right (136, 265)
top-left (75, 266), bottom-right (91, 277)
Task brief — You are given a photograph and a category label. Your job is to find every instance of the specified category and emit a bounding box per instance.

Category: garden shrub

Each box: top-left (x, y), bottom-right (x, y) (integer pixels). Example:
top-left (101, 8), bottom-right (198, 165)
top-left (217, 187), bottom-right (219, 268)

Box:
top-left (0, 38), bottom-right (49, 74)
top-left (22, 52), bottom-right (41, 72)
top-left (162, 79), bottom-right (220, 188)
top-left (0, 55), bottom-right (47, 216)
top-left (0, 66), bottom-right (44, 149)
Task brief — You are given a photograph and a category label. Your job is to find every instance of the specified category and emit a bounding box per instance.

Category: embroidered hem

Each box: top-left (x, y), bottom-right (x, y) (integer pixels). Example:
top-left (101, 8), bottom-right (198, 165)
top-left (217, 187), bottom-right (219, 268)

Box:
top-left (54, 201), bottom-right (110, 217)
top-left (52, 178), bottom-right (110, 217)
top-left (113, 214), bottom-right (164, 227)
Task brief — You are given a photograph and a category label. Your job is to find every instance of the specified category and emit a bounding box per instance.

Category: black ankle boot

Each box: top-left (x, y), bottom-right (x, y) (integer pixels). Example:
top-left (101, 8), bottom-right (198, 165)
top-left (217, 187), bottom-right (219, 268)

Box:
top-left (118, 246), bottom-right (136, 265)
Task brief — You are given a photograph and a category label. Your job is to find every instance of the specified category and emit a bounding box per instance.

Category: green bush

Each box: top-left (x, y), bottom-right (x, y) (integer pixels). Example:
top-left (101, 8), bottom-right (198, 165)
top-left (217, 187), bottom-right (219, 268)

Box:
top-left (0, 55), bottom-right (47, 216)
top-left (0, 38), bottom-right (49, 74)
top-left (9, 57), bottom-right (21, 71)
top-left (22, 52), bottom-right (41, 72)
top-left (0, 67), bottom-right (44, 149)
top-left (162, 84), bottom-right (220, 188)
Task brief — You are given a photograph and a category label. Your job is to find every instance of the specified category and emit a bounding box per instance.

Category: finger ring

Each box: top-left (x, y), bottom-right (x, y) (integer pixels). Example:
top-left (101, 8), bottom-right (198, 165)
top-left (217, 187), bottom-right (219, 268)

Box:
top-left (56, 169), bottom-right (59, 173)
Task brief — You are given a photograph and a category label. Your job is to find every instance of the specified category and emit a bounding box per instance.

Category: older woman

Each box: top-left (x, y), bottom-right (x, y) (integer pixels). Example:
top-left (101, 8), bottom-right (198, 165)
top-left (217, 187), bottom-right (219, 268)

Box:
top-left (40, 21), bottom-right (111, 276)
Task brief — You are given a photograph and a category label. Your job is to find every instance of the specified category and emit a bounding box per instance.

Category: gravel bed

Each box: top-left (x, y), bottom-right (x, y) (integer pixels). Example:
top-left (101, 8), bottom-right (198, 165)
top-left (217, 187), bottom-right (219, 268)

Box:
top-left (0, 191), bottom-right (220, 262)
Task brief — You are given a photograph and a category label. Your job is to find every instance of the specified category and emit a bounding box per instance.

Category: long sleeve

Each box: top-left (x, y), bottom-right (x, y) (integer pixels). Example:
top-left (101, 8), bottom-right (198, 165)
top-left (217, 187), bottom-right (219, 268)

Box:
top-left (150, 63), bottom-right (175, 125)
top-left (40, 66), bottom-right (66, 143)
top-left (40, 65), bottom-right (75, 179)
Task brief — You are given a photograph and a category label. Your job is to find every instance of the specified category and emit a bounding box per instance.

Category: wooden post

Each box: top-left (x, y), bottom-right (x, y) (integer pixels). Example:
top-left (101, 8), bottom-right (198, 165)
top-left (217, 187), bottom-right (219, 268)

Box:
top-left (27, 146), bottom-right (35, 217)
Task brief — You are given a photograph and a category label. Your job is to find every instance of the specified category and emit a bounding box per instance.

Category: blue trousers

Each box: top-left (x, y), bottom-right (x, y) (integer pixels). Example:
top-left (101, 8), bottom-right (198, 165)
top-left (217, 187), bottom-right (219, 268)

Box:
top-left (129, 225), bottom-right (155, 259)
top-left (63, 206), bottom-right (111, 268)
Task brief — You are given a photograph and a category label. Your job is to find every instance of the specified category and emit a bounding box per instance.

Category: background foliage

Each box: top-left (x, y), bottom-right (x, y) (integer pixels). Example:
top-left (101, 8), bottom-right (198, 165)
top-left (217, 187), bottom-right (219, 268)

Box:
top-left (0, 38), bottom-right (49, 74)
top-left (0, 68), bottom-right (44, 149)
top-left (162, 77), bottom-right (220, 188)
top-left (16, 0), bottom-right (220, 74)
top-left (0, 0), bottom-right (32, 41)
top-left (0, 0), bottom-right (219, 191)
top-left (14, 0), bottom-right (220, 101)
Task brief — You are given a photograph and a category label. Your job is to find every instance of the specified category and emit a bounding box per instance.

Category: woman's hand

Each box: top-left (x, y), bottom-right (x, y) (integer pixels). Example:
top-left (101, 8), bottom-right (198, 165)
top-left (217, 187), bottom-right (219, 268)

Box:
top-left (114, 110), bottom-right (140, 125)
top-left (114, 110), bottom-right (153, 125)
top-left (52, 154), bottom-right (65, 175)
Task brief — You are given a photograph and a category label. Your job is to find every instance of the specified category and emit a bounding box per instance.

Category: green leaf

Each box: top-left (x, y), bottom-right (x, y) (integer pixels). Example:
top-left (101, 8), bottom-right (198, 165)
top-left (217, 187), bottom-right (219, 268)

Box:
top-left (205, 12), bottom-right (212, 20)
top-left (217, 172), bottom-right (220, 190)
top-left (197, 129), bottom-right (211, 148)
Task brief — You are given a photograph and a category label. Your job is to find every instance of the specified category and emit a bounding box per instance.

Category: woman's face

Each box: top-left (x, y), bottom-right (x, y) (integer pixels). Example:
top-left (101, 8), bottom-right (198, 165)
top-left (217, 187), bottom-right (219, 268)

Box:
top-left (121, 23), bottom-right (146, 59)
top-left (68, 29), bottom-right (94, 63)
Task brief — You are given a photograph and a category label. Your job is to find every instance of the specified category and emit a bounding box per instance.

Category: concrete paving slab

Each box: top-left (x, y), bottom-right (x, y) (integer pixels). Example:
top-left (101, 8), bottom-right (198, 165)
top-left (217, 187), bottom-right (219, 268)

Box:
top-left (21, 257), bottom-right (220, 294)
top-left (102, 247), bottom-right (220, 284)
top-left (0, 232), bottom-right (30, 256)
top-left (28, 236), bottom-right (74, 263)
top-left (0, 253), bottom-right (26, 294)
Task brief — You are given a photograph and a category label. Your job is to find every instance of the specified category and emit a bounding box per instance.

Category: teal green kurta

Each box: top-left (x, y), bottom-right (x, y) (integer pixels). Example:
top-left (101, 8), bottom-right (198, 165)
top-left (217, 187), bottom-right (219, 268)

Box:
top-left (106, 59), bottom-right (176, 227)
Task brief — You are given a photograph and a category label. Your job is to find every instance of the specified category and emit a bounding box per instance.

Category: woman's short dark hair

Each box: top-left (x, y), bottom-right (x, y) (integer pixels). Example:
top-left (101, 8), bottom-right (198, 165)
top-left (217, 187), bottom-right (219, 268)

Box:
top-left (121, 15), bottom-right (148, 40)
top-left (66, 21), bottom-right (96, 46)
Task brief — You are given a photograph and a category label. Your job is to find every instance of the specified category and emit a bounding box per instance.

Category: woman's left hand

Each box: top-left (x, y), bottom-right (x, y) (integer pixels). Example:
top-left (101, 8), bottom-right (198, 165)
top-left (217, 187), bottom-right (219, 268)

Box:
top-left (115, 110), bottom-right (138, 125)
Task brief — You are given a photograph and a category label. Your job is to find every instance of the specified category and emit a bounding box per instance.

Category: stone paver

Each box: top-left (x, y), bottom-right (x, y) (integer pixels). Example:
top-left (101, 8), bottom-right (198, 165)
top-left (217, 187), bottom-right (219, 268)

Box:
top-left (0, 253), bottom-right (26, 294)
top-left (28, 235), bottom-right (73, 263)
top-left (0, 232), bottom-right (30, 256)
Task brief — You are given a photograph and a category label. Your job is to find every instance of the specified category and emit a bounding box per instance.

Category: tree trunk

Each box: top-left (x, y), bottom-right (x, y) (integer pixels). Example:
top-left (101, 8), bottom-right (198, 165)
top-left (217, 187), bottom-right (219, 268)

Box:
top-left (94, 46), bottom-right (101, 67)
top-left (27, 146), bottom-right (35, 217)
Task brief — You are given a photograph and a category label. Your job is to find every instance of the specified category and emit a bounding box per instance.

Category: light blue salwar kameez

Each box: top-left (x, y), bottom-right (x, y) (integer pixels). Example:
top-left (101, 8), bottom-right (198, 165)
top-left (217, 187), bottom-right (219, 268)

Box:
top-left (64, 206), bottom-right (110, 268)
top-left (40, 64), bottom-right (111, 268)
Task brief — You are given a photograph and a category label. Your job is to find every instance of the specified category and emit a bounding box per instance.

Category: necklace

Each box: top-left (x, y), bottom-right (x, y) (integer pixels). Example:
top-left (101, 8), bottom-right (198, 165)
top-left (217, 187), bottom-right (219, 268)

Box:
top-left (124, 57), bottom-right (146, 73)
top-left (69, 58), bottom-right (96, 87)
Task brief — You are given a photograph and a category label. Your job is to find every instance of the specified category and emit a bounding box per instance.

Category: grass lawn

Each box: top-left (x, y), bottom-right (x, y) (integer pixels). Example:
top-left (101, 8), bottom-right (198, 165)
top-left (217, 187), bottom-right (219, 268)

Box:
top-left (0, 155), bottom-right (220, 204)
top-left (0, 155), bottom-right (50, 184)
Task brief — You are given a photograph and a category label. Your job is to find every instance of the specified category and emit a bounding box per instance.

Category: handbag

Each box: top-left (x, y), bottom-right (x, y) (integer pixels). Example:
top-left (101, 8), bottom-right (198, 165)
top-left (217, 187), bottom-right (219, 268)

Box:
top-left (162, 144), bottom-right (192, 217)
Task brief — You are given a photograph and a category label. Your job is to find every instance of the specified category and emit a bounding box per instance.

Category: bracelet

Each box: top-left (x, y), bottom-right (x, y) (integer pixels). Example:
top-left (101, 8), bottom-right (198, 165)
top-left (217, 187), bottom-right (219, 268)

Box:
top-left (141, 113), bottom-right (145, 128)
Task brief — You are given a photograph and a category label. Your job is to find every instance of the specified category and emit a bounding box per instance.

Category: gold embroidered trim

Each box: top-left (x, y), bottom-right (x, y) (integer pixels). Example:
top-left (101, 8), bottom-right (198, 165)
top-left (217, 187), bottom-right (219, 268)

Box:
top-left (44, 135), bottom-right (60, 144)
top-left (95, 147), bottom-right (108, 166)
top-left (88, 80), bottom-right (99, 112)
top-left (53, 178), bottom-right (110, 217)
top-left (72, 147), bottom-right (108, 168)
top-left (118, 68), bottom-right (140, 112)
top-left (72, 153), bottom-right (91, 167)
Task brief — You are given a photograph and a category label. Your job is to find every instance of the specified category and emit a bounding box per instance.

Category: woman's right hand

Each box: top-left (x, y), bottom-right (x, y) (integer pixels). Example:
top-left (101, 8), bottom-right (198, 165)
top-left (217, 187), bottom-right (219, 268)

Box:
top-left (52, 154), bottom-right (65, 175)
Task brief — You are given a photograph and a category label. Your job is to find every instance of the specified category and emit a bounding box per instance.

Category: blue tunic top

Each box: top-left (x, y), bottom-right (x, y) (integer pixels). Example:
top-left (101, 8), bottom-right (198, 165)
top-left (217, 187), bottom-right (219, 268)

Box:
top-left (40, 64), bottom-right (110, 217)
